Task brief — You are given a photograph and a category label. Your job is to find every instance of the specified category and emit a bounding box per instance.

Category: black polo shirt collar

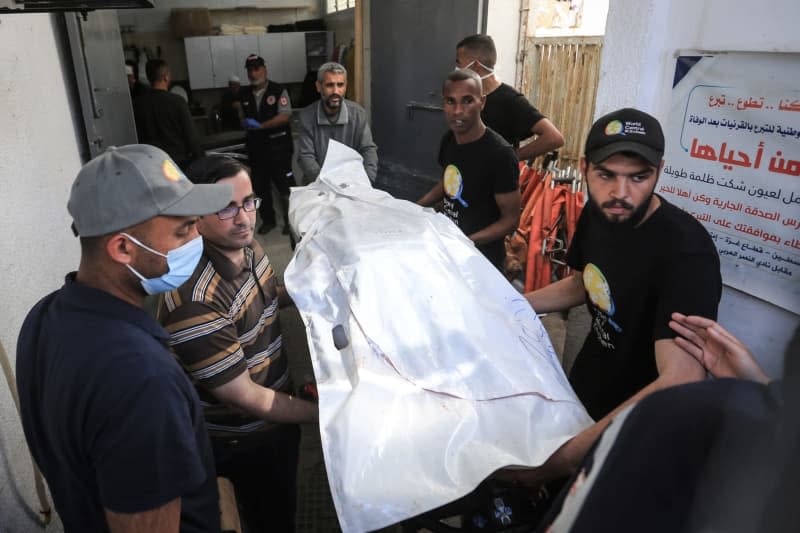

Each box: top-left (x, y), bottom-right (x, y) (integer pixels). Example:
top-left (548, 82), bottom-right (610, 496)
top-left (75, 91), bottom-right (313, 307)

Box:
top-left (61, 273), bottom-right (170, 342)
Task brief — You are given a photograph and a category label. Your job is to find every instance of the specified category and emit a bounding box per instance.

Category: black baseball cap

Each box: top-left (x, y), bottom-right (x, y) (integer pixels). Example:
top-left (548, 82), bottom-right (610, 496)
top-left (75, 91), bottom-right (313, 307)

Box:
top-left (584, 108), bottom-right (665, 166)
top-left (244, 54), bottom-right (265, 69)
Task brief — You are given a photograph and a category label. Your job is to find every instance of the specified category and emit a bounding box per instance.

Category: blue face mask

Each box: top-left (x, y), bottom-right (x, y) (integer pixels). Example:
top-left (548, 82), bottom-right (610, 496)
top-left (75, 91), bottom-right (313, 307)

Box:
top-left (121, 233), bottom-right (204, 295)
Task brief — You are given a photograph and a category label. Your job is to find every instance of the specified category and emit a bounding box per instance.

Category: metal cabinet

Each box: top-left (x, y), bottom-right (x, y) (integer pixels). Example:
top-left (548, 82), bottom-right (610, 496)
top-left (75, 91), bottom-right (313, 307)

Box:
top-left (281, 32), bottom-right (307, 84)
top-left (209, 36), bottom-right (236, 88)
top-left (185, 31), bottom-right (333, 90)
top-left (185, 37), bottom-right (215, 90)
top-left (257, 33), bottom-right (285, 83)
top-left (233, 34), bottom-right (259, 83)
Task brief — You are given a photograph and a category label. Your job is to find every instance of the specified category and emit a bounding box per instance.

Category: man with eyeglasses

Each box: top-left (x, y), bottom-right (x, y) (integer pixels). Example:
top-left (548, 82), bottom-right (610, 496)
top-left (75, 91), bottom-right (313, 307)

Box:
top-left (16, 144), bottom-right (232, 532)
top-left (455, 34), bottom-right (563, 163)
top-left (157, 155), bottom-right (317, 533)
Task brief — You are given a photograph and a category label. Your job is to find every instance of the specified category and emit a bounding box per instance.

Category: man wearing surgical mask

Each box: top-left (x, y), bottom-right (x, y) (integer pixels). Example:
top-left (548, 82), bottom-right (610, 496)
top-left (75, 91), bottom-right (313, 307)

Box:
top-left (158, 155), bottom-right (318, 533)
top-left (16, 144), bottom-right (233, 532)
top-left (456, 34), bottom-right (564, 163)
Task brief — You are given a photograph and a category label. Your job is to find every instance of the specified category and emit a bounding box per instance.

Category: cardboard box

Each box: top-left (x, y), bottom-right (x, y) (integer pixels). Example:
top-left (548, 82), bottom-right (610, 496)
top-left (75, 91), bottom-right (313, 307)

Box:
top-left (171, 8), bottom-right (212, 38)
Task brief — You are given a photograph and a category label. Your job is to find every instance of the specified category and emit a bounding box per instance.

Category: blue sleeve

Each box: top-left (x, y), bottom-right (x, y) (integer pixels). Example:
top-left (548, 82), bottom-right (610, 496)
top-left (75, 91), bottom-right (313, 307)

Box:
top-left (89, 366), bottom-right (208, 513)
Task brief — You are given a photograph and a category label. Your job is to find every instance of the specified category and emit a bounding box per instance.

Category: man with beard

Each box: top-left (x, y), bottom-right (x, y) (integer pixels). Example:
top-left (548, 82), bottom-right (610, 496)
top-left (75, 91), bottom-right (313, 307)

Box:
top-left (297, 61), bottom-right (378, 182)
top-left (517, 108), bottom-right (722, 485)
top-left (158, 156), bottom-right (317, 532)
top-left (417, 68), bottom-right (520, 271)
top-left (240, 54), bottom-right (295, 235)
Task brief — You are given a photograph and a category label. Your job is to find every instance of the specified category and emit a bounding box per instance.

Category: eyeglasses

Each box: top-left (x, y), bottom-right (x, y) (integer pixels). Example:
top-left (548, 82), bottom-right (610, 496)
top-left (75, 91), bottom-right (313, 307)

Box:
top-left (217, 197), bottom-right (261, 220)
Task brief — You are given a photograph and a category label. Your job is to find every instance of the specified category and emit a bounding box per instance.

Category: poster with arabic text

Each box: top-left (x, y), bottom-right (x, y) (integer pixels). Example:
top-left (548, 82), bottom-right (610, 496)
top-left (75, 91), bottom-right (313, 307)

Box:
top-left (662, 52), bottom-right (800, 314)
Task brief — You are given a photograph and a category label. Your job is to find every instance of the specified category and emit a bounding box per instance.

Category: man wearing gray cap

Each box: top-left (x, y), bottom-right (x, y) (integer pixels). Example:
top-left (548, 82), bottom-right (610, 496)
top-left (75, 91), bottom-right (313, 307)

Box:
top-left (16, 145), bottom-right (232, 532)
top-left (510, 108), bottom-right (721, 487)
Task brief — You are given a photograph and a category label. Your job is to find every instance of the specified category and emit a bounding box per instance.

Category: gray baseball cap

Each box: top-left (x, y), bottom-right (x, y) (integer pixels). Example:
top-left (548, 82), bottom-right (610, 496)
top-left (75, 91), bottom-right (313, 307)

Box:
top-left (68, 144), bottom-right (232, 237)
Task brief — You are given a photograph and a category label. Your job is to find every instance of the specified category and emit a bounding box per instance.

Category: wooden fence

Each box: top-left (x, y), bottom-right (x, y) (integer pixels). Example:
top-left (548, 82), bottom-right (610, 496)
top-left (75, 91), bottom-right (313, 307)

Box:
top-left (520, 36), bottom-right (604, 168)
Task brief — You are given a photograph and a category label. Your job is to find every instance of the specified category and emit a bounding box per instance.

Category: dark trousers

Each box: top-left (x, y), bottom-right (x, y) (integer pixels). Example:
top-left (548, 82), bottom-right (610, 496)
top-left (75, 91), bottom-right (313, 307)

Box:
top-left (250, 153), bottom-right (295, 227)
top-left (212, 424), bottom-right (301, 533)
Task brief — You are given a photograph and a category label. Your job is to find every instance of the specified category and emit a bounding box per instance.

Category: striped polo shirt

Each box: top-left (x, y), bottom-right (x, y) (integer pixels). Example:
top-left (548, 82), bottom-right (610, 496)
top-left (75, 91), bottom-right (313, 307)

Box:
top-left (159, 240), bottom-right (290, 438)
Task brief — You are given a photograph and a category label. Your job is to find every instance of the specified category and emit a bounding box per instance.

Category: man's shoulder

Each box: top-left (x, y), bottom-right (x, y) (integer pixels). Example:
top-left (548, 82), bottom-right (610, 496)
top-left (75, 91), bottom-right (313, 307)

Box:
top-left (344, 99), bottom-right (368, 115)
top-left (483, 127), bottom-right (514, 148)
top-left (487, 83), bottom-right (539, 116)
top-left (299, 101), bottom-right (319, 116)
top-left (479, 128), bottom-right (517, 159)
top-left (167, 255), bottom-right (225, 308)
top-left (267, 79), bottom-right (286, 92)
top-left (488, 83), bottom-right (525, 103)
top-left (152, 89), bottom-right (184, 104)
top-left (653, 197), bottom-right (716, 250)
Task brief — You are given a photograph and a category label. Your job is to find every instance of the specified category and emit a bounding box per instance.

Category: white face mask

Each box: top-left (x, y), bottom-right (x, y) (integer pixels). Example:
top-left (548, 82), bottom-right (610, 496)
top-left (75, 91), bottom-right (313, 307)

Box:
top-left (454, 60), bottom-right (495, 80)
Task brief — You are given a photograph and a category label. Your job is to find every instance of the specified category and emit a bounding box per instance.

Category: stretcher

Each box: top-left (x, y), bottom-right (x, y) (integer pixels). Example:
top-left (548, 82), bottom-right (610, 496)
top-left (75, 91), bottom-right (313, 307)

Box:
top-left (285, 142), bottom-right (592, 532)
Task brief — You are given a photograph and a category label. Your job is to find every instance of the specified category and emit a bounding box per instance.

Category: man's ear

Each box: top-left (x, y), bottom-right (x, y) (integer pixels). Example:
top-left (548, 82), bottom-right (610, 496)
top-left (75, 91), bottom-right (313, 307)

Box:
top-left (579, 156), bottom-right (588, 179)
top-left (480, 94), bottom-right (486, 111)
top-left (106, 234), bottom-right (134, 265)
top-left (196, 215), bottom-right (209, 236)
top-left (315, 81), bottom-right (322, 94)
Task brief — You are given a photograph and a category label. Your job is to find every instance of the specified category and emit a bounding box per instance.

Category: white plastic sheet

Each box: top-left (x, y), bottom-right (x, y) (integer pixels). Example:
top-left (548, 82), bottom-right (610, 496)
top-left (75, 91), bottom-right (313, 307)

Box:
top-left (284, 141), bottom-right (593, 532)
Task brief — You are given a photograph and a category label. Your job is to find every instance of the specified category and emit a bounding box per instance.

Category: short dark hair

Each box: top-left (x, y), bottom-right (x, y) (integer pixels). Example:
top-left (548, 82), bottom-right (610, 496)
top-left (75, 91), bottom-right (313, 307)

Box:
top-left (443, 69), bottom-right (483, 95)
top-left (186, 155), bottom-right (251, 185)
top-left (145, 59), bottom-right (169, 85)
top-left (456, 34), bottom-right (497, 68)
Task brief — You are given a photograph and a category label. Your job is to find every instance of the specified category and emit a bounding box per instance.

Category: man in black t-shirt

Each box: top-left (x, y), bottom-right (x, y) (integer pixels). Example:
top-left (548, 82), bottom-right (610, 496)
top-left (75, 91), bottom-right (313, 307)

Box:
top-left (455, 34), bottom-right (564, 162)
top-left (134, 59), bottom-right (202, 170)
top-left (515, 108), bottom-right (721, 486)
top-left (417, 69), bottom-right (520, 271)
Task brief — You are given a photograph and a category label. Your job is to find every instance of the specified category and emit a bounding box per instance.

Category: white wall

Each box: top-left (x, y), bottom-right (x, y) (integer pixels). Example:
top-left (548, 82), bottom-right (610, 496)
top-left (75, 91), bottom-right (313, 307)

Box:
top-left (529, 0), bottom-right (609, 37)
top-left (0, 13), bottom-right (82, 532)
top-left (324, 7), bottom-right (354, 47)
top-left (596, 0), bottom-right (800, 376)
top-left (486, 0), bottom-right (521, 87)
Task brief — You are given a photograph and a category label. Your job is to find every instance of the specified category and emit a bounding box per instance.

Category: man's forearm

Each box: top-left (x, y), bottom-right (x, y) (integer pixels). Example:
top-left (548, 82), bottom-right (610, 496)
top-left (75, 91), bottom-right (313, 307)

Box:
top-left (361, 148), bottom-right (378, 181)
top-left (517, 132), bottom-right (563, 162)
top-left (245, 387), bottom-right (317, 424)
top-left (298, 155), bottom-right (321, 181)
top-left (469, 214), bottom-right (518, 246)
top-left (260, 112), bottom-right (290, 130)
top-left (417, 182), bottom-right (445, 206)
top-left (525, 273), bottom-right (585, 313)
top-left (212, 372), bottom-right (318, 424)
top-left (506, 350), bottom-right (706, 487)
top-left (517, 119), bottom-right (565, 162)
top-left (106, 498), bottom-right (181, 533)
top-left (542, 358), bottom-right (706, 482)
